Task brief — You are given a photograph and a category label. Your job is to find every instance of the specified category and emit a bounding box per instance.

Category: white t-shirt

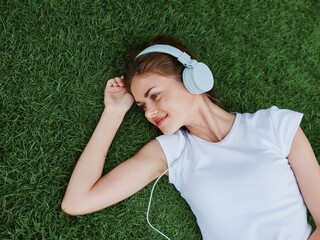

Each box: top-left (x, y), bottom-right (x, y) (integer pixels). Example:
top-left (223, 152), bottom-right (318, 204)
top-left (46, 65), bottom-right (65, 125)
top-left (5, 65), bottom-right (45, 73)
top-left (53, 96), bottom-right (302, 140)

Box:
top-left (156, 106), bottom-right (312, 240)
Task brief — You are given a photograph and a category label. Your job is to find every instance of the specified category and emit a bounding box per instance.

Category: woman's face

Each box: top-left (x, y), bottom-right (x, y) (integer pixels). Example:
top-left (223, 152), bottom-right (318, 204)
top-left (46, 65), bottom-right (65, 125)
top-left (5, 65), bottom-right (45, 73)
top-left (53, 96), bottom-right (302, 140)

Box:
top-left (130, 73), bottom-right (194, 135)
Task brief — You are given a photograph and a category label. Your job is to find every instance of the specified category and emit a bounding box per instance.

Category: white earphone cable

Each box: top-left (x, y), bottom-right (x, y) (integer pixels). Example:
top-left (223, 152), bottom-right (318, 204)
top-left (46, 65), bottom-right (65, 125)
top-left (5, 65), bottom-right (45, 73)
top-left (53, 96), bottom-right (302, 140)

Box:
top-left (146, 135), bottom-right (187, 239)
top-left (146, 168), bottom-right (171, 240)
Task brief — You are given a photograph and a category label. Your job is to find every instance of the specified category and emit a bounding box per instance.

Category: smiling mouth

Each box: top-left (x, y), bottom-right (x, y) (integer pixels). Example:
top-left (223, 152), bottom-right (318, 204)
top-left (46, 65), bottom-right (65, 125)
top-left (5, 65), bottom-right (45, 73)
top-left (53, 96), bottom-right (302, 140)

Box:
top-left (155, 115), bottom-right (168, 127)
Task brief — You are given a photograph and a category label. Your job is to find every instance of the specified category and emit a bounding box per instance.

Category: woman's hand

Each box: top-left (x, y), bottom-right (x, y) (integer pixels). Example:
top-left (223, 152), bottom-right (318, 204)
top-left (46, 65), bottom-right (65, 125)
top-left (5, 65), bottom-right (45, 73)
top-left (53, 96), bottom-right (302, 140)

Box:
top-left (104, 76), bottom-right (134, 114)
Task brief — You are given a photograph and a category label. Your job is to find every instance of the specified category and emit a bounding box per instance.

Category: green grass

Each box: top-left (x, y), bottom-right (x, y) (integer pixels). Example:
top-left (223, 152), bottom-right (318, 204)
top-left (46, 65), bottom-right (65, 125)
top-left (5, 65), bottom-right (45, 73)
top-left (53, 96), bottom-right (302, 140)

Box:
top-left (1, 0), bottom-right (319, 239)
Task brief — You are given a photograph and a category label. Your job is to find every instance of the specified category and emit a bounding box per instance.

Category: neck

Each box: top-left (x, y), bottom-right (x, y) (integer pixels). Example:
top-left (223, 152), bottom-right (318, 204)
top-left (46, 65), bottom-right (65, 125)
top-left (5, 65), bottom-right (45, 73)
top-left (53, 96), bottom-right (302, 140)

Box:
top-left (184, 95), bottom-right (236, 142)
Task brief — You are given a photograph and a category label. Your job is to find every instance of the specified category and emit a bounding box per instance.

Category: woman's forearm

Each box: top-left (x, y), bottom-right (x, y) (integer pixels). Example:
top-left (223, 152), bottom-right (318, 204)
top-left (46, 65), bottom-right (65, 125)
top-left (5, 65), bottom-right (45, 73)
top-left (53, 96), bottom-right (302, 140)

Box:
top-left (62, 108), bottom-right (125, 208)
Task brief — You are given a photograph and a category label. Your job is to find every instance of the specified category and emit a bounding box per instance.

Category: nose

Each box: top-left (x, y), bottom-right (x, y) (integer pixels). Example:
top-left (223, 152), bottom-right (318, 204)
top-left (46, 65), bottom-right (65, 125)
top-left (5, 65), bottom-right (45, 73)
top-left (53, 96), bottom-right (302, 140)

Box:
top-left (145, 104), bottom-right (158, 119)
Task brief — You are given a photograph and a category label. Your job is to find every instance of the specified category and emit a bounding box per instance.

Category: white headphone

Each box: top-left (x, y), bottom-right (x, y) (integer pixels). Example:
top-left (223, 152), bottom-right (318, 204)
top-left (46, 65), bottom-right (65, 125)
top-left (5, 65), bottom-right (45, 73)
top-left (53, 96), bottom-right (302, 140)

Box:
top-left (136, 44), bottom-right (214, 94)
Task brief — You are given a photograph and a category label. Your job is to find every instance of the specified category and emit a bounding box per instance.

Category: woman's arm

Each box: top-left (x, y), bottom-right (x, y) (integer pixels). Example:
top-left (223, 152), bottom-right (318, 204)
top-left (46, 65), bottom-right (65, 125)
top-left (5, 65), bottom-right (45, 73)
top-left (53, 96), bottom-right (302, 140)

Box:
top-left (61, 77), bottom-right (167, 215)
top-left (308, 228), bottom-right (320, 240)
top-left (288, 127), bottom-right (320, 235)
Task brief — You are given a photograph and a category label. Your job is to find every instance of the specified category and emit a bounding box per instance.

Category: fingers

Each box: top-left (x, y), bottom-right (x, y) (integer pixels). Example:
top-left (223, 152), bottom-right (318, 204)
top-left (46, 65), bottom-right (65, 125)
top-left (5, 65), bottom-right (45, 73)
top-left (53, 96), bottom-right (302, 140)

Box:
top-left (106, 76), bottom-right (125, 88)
top-left (105, 76), bottom-right (127, 94)
top-left (114, 76), bottom-right (124, 87)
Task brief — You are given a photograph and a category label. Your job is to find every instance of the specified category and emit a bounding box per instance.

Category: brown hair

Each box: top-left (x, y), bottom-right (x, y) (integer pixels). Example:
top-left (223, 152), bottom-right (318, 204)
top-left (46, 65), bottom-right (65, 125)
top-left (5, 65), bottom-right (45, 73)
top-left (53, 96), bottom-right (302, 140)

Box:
top-left (123, 35), bottom-right (222, 107)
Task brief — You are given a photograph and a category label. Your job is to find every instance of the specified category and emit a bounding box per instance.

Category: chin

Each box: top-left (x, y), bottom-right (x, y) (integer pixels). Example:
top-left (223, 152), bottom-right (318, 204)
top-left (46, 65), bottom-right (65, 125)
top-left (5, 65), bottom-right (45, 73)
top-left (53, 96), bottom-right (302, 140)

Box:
top-left (156, 116), bottom-right (184, 135)
top-left (160, 125), bottom-right (181, 135)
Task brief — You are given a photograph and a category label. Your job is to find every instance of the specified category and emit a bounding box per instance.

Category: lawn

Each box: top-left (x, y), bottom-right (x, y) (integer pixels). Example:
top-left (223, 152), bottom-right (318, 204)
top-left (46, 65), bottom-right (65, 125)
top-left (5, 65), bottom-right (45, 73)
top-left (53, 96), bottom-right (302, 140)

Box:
top-left (1, 0), bottom-right (319, 239)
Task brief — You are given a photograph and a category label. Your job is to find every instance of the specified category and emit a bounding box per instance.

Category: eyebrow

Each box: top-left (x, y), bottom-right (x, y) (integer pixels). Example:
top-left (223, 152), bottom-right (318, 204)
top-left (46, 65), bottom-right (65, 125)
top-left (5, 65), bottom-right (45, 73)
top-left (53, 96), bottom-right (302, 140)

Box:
top-left (136, 86), bottom-right (156, 104)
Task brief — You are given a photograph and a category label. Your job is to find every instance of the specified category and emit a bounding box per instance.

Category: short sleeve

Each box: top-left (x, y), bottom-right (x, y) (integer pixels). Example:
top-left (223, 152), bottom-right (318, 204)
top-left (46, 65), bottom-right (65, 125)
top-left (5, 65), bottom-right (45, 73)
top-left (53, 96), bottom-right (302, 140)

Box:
top-left (156, 129), bottom-right (186, 184)
top-left (269, 106), bottom-right (303, 157)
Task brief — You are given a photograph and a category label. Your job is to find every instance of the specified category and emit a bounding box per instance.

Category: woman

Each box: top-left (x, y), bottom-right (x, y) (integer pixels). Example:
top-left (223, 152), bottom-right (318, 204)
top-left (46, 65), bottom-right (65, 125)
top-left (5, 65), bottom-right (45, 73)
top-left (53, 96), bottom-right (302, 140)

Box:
top-left (61, 36), bottom-right (320, 240)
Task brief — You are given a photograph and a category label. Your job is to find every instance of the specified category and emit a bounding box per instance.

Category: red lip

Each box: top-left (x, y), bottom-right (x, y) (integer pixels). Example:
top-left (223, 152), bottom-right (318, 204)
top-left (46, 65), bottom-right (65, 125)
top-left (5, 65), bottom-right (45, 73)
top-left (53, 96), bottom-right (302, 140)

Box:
top-left (154, 115), bottom-right (167, 127)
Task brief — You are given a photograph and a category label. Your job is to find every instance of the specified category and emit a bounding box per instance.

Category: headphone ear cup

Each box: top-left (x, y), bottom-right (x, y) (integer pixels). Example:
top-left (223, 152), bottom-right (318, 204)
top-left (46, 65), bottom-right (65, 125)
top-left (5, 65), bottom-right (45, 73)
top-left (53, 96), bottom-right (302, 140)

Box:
top-left (183, 68), bottom-right (198, 94)
top-left (182, 62), bottom-right (214, 94)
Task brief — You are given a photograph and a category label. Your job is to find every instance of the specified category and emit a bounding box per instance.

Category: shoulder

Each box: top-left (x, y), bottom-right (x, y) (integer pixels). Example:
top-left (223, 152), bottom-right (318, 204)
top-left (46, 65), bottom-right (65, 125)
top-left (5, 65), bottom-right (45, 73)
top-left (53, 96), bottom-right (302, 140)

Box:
top-left (241, 106), bottom-right (303, 126)
top-left (155, 129), bottom-right (188, 167)
top-left (242, 106), bottom-right (304, 156)
top-left (155, 129), bottom-right (187, 148)
top-left (138, 138), bottom-right (167, 161)
top-left (134, 138), bottom-right (168, 172)
top-left (253, 106), bottom-right (303, 131)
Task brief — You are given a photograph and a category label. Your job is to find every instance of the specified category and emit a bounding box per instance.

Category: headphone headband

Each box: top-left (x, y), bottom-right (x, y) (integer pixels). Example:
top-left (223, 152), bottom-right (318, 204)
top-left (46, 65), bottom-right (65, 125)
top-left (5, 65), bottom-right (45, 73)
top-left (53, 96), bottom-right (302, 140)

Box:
top-left (136, 44), bottom-right (196, 67)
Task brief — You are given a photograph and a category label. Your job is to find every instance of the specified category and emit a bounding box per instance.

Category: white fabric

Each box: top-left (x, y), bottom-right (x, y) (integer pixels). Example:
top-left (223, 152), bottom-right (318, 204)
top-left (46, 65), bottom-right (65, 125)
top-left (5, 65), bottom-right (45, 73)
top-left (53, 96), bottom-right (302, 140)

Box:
top-left (156, 106), bottom-right (312, 240)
